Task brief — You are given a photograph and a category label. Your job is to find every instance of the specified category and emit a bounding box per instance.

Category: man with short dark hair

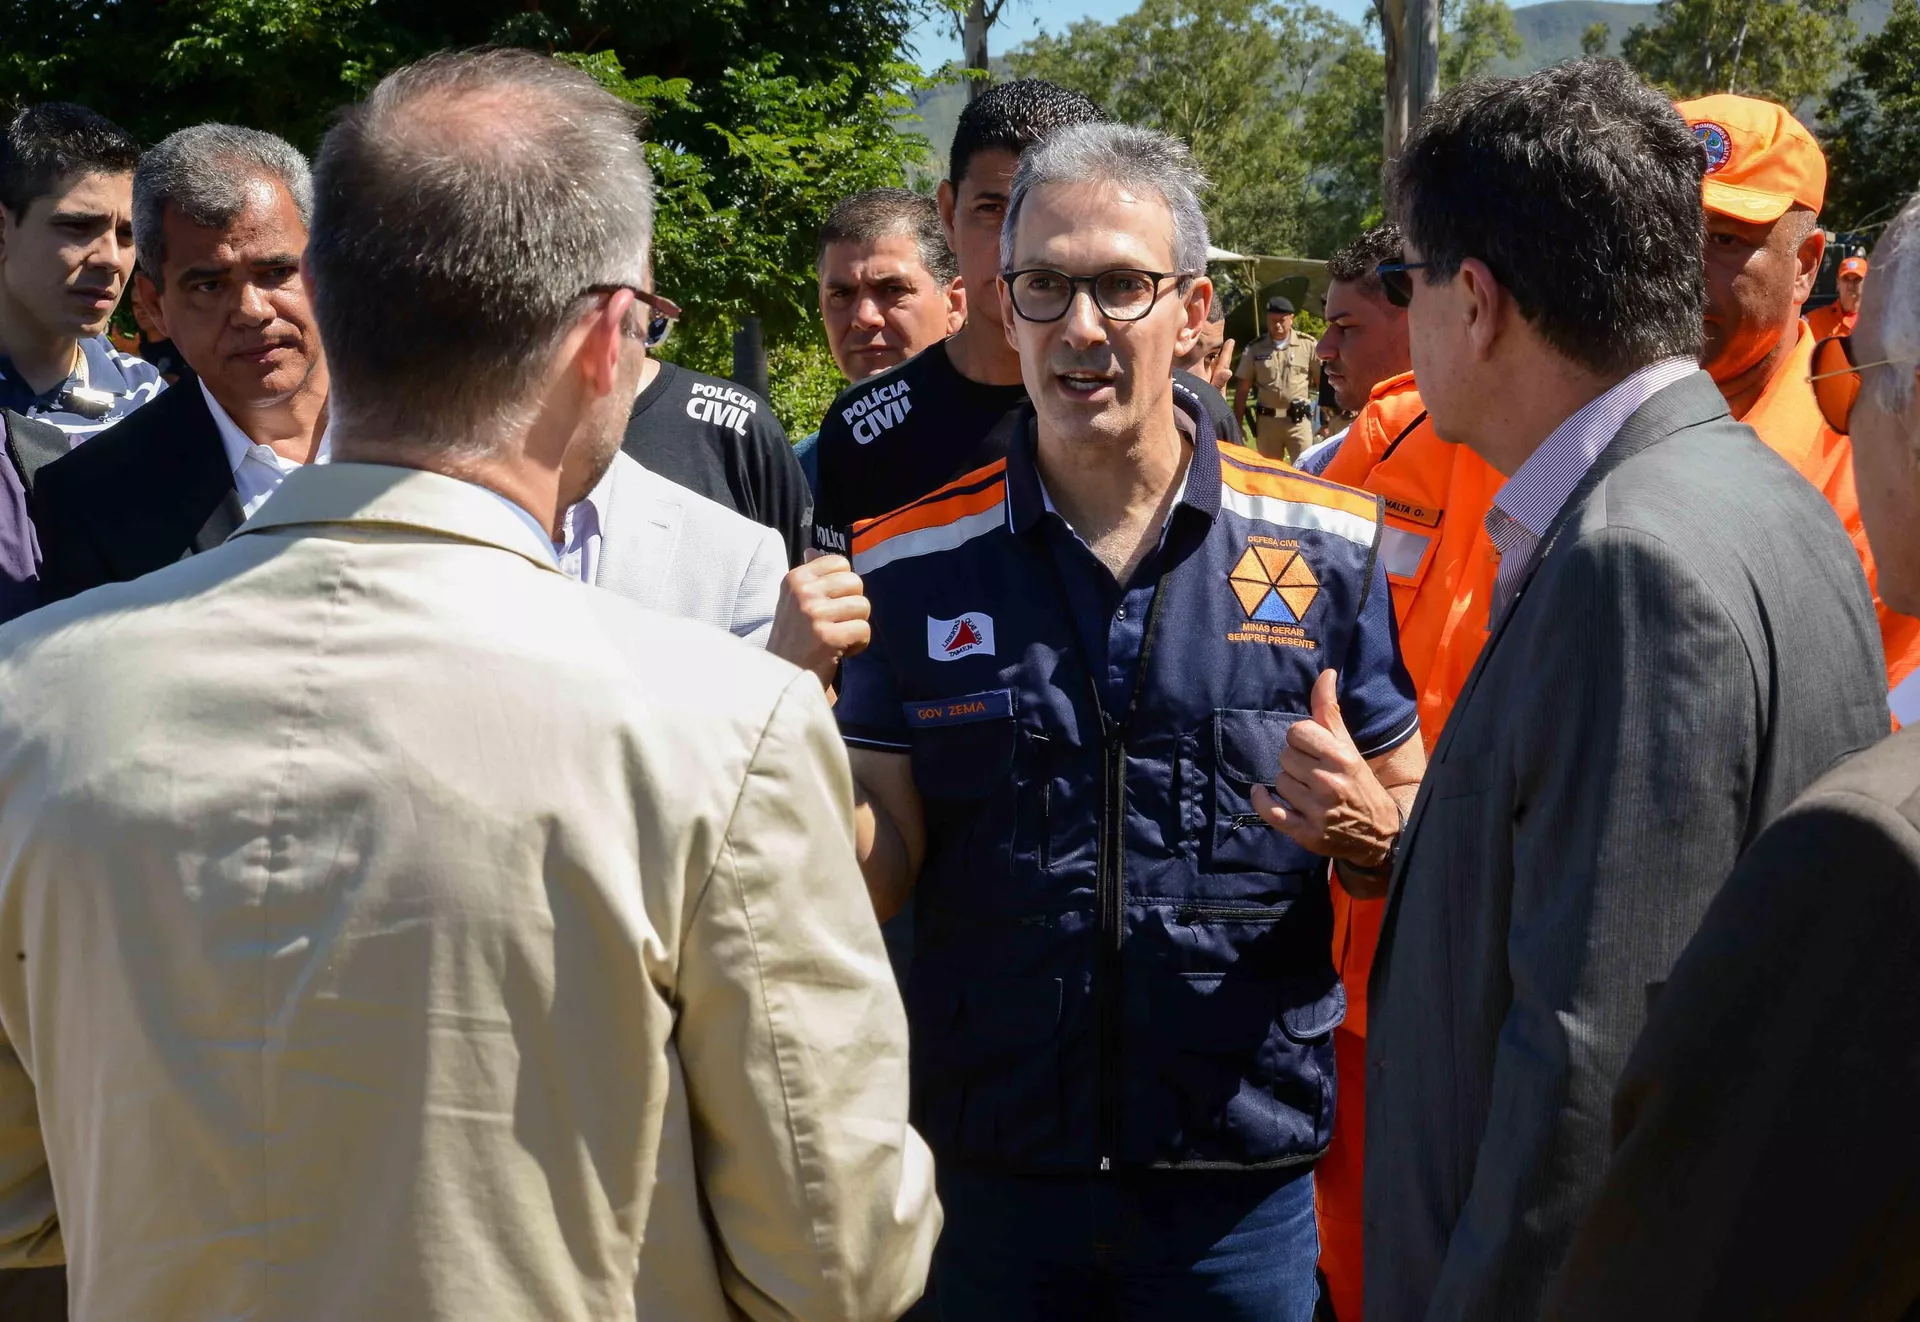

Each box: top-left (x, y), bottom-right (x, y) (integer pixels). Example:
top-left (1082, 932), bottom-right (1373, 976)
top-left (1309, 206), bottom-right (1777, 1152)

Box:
top-left (0, 49), bottom-right (936, 1320)
top-left (794, 187), bottom-right (967, 493)
top-left (1365, 60), bottom-right (1889, 1321)
top-left (1306, 221), bottom-right (1506, 1322)
top-left (804, 79), bottom-right (1105, 560)
top-left (0, 103), bottom-right (158, 447)
top-left (816, 187), bottom-right (963, 384)
top-left (34, 124), bottom-right (326, 600)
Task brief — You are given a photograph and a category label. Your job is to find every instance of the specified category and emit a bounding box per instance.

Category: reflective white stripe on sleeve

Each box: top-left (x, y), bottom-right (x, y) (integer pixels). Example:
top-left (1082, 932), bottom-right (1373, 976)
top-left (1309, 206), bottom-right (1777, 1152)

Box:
top-left (1890, 668), bottom-right (1920, 726)
top-left (1378, 525), bottom-right (1432, 579)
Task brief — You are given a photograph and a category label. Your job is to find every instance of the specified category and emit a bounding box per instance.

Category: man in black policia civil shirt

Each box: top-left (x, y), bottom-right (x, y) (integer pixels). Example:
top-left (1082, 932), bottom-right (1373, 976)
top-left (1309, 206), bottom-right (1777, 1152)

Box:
top-left (620, 333), bottom-right (812, 566)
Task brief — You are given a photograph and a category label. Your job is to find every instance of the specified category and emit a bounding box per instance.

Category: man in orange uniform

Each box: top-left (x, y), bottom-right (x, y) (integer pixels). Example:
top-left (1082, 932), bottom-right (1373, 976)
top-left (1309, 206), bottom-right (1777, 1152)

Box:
top-left (1678, 95), bottom-right (1920, 717)
top-left (1806, 254), bottom-right (1866, 342)
top-left (1308, 225), bottom-right (1505, 1321)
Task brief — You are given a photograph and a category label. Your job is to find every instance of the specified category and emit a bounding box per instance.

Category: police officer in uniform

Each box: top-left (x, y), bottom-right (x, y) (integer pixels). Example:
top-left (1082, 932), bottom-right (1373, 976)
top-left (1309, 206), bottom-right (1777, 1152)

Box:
top-left (1231, 294), bottom-right (1320, 463)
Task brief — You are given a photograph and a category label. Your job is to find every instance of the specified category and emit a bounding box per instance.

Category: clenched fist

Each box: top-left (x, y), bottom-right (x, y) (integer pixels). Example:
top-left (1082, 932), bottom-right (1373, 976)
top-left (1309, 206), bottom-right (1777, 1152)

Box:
top-left (767, 550), bottom-right (871, 692)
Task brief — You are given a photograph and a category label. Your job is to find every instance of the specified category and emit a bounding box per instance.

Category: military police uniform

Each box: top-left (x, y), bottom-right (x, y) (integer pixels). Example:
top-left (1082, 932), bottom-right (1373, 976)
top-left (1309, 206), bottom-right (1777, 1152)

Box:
top-left (1234, 296), bottom-right (1320, 464)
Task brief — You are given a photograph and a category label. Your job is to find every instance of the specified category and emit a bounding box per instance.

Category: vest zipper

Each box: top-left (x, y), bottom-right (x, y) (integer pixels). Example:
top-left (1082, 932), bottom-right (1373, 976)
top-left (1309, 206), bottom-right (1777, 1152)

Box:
top-left (1098, 734), bottom-right (1125, 1170)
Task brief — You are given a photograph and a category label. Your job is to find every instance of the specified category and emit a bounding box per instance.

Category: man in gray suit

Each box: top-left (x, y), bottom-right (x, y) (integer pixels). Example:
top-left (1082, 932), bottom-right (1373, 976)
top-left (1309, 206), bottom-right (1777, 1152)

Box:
top-left (1363, 59), bottom-right (1890, 1321)
top-left (1543, 190), bottom-right (1920, 1322)
top-left (558, 447), bottom-right (783, 645)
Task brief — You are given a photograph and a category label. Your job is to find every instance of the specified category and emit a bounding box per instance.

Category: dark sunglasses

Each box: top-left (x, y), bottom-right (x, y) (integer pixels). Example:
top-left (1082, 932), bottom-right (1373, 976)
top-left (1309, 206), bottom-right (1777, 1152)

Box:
top-left (1374, 261), bottom-right (1432, 308)
top-left (580, 283), bottom-right (683, 349)
top-left (1807, 333), bottom-right (1907, 435)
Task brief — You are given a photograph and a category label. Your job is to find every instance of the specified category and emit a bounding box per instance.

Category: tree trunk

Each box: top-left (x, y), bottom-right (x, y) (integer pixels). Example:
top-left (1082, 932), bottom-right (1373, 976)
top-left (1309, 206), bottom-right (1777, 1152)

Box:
top-left (731, 316), bottom-right (769, 401)
top-left (964, 0), bottom-right (992, 100)
top-left (1382, 0), bottom-right (1439, 166)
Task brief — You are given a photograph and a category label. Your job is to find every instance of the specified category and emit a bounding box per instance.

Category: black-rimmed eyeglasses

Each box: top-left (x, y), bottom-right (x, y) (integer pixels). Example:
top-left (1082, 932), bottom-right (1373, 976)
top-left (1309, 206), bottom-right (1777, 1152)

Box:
top-left (1375, 261), bottom-right (1433, 309)
top-left (1002, 267), bottom-right (1188, 323)
top-left (580, 283), bottom-right (683, 348)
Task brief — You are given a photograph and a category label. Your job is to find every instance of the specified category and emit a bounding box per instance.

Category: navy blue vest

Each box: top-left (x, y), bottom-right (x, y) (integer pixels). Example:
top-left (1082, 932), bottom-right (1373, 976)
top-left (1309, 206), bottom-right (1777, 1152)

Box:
top-left (839, 426), bottom-right (1417, 1172)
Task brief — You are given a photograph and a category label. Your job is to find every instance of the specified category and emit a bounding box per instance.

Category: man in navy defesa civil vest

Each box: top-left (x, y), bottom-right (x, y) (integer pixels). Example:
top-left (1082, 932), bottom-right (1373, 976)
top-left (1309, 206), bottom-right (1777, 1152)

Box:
top-left (816, 123), bottom-right (1427, 1321)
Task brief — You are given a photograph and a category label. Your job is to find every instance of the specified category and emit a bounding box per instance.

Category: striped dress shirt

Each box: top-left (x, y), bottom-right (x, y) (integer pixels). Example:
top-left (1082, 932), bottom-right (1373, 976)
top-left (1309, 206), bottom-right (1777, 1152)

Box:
top-left (1485, 357), bottom-right (1698, 621)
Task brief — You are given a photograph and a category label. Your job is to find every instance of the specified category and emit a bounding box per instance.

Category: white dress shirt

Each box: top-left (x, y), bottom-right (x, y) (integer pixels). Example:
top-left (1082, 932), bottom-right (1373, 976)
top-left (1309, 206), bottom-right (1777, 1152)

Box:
top-left (201, 380), bottom-right (328, 518)
top-left (555, 469), bottom-right (610, 584)
top-left (1483, 356), bottom-right (1697, 620)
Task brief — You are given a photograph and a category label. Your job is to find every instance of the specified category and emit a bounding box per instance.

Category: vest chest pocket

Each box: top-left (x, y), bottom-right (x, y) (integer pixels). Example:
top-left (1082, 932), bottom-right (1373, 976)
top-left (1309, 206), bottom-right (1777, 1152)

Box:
top-left (1210, 708), bottom-right (1323, 877)
top-left (905, 690), bottom-right (1017, 799)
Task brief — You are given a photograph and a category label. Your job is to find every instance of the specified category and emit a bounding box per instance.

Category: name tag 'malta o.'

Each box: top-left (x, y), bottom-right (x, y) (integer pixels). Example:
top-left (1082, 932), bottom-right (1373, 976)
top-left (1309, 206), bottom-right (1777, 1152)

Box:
top-left (843, 379), bottom-right (913, 445)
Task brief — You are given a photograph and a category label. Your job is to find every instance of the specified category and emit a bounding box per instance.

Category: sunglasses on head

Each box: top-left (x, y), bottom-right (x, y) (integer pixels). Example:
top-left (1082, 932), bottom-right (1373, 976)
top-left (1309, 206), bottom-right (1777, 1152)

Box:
top-left (1807, 334), bottom-right (1908, 434)
top-left (1375, 260), bottom-right (1432, 309)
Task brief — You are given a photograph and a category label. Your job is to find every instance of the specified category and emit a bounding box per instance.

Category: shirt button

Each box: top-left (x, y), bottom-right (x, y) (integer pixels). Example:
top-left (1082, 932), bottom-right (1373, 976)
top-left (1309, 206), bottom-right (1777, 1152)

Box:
top-left (1115, 607), bottom-right (1127, 621)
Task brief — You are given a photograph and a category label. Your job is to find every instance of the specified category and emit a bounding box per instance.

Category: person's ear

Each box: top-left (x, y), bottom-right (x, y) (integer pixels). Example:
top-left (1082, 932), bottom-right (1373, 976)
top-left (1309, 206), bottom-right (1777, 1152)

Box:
top-left (1174, 277), bottom-right (1211, 360)
top-left (996, 275), bottom-right (1019, 353)
top-left (133, 271), bottom-right (170, 341)
top-left (946, 276), bottom-right (968, 335)
top-left (576, 290), bottom-right (634, 399)
top-left (937, 179), bottom-right (959, 250)
top-left (1455, 258), bottom-right (1505, 362)
top-left (1794, 219), bottom-right (1826, 307)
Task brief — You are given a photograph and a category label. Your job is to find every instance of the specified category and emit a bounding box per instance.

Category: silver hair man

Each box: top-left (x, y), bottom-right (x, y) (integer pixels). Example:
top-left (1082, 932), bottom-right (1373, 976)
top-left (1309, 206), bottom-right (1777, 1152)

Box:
top-left (133, 124), bottom-right (312, 286)
top-left (308, 48), bottom-right (654, 454)
top-left (999, 121), bottom-right (1211, 277)
top-left (1867, 193), bottom-right (1920, 415)
top-left (1849, 189), bottom-right (1920, 627)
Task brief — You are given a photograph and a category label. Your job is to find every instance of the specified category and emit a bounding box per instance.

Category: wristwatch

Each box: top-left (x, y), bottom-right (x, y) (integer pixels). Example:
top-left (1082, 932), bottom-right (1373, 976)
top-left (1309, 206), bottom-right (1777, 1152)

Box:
top-left (1340, 799), bottom-right (1408, 880)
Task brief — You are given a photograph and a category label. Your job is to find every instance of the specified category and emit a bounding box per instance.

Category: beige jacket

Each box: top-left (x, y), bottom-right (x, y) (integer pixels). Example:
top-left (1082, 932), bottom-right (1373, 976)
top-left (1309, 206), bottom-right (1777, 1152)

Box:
top-left (0, 462), bottom-right (938, 1321)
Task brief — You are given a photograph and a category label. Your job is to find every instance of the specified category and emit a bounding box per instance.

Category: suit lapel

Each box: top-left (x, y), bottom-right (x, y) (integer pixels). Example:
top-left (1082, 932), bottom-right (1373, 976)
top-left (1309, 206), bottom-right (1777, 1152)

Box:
top-left (593, 455), bottom-right (676, 609)
top-left (193, 487), bottom-right (246, 553)
top-left (1374, 372), bottom-right (1731, 960)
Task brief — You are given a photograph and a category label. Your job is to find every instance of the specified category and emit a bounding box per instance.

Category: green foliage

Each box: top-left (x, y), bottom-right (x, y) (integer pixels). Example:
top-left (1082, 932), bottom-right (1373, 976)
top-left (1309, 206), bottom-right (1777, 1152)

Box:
top-left (0, 0), bottom-right (930, 412)
top-left (1006, 0), bottom-right (1378, 260)
top-left (1581, 21), bottom-right (1613, 56)
top-left (1622, 0), bottom-right (1854, 109)
top-left (1440, 0), bottom-right (1524, 88)
top-left (1820, 0), bottom-right (1920, 232)
top-left (1298, 40), bottom-right (1387, 258)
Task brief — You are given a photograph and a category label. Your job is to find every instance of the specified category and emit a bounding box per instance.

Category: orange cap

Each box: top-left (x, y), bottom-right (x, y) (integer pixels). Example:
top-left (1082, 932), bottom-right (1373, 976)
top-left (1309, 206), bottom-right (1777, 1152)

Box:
top-left (1839, 256), bottom-right (1869, 277)
top-left (1676, 94), bottom-right (1825, 224)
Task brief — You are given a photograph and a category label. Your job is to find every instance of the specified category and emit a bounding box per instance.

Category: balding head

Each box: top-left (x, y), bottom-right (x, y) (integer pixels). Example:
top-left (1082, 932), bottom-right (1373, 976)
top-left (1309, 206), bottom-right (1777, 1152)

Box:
top-left (308, 49), bottom-right (654, 454)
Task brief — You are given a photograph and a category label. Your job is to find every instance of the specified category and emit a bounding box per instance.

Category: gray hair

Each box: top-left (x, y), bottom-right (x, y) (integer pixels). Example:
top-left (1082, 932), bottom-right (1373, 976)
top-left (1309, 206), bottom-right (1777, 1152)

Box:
top-left (308, 48), bottom-right (653, 455)
top-left (134, 124), bottom-right (313, 285)
top-left (1872, 192), bottom-right (1920, 415)
top-left (1000, 122), bottom-right (1209, 277)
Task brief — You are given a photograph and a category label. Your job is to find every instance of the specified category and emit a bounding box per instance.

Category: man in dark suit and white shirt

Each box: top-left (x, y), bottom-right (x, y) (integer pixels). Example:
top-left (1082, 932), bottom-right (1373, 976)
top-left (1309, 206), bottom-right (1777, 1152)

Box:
top-left (34, 123), bottom-right (326, 600)
top-left (1362, 59), bottom-right (1890, 1322)
top-left (1544, 190), bottom-right (1920, 1322)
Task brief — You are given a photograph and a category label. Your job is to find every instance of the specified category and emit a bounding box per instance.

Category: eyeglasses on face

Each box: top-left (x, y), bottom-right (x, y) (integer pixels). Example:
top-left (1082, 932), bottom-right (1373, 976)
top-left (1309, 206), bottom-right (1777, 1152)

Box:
top-left (1374, 261), bottom-right (1433, 309)
top-left (1002, 267), bottom-right (1188, 323)
top-left (1807, 333), bottom-right (1910, 435)
top-left (580, 283), bottom-right (683, 349)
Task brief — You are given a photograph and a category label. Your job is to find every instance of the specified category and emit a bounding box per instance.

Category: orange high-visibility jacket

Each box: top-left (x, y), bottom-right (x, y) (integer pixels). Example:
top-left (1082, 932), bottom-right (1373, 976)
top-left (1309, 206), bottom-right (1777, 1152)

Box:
top-left (1804, 301), bottom-right (1856, 343)
top-left (1743, 323), bottom-right (1920, 711)
top-left (1311, 372), bottom-right (1505, 1322)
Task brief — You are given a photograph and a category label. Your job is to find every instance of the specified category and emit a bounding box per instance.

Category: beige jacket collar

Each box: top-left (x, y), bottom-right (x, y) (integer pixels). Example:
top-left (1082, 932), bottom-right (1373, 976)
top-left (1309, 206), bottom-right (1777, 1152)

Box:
top-left (234, 462), bottom-right (564, 575)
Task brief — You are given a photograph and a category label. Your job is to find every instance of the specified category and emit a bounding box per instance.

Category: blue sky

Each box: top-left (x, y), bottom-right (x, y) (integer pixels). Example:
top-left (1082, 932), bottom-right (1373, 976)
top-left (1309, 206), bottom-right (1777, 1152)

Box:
top-left (906, 0), bottom-right (1549, 68)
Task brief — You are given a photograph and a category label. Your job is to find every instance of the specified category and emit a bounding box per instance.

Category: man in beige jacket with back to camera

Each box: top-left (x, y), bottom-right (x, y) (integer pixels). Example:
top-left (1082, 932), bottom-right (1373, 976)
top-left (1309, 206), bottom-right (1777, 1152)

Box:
top-left (0, 48), bottom-right (937, 1322)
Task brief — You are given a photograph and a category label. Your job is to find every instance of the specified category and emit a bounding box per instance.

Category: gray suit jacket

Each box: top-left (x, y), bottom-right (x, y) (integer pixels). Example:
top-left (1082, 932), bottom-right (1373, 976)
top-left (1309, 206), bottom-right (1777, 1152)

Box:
top-left (1544, 727), bottom-right (1920, 1322)
top-left (592, 452), bottom-right (783, 647)
top-left (1363, 370), bottom-right (1890, 1321)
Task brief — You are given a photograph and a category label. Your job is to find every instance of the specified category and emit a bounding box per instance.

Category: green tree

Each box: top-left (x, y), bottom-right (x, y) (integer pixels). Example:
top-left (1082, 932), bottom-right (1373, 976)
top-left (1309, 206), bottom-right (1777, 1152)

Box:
top-left (1622, 0), bottom-right (1853, 109)
top-left (0, 0), bottom-right (931, 431)
top-left (1820, 0), bottom-right (1920, 232)
top-left (1581, 22), bottom-right (1613, 56)
top-left (1439, 0), bottom-right (1522, 88)
top-left (1299, 37), bottom-right (1386, 257)
top-left (1007, 0), bottom-right (1370, 259)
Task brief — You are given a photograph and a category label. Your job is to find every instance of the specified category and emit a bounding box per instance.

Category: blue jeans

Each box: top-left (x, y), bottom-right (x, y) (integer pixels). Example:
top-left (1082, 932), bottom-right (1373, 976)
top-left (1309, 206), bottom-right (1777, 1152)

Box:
top-left (930, 1164), bottom-right (1319, 1322)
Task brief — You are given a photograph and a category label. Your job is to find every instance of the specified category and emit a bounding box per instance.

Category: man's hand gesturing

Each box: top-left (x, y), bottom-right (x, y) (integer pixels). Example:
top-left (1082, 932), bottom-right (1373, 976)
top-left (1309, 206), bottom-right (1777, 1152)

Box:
top-left (1252, 669), bottom-right (1403, 889)
top-left (767, 550), bottom-right (871, 692)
